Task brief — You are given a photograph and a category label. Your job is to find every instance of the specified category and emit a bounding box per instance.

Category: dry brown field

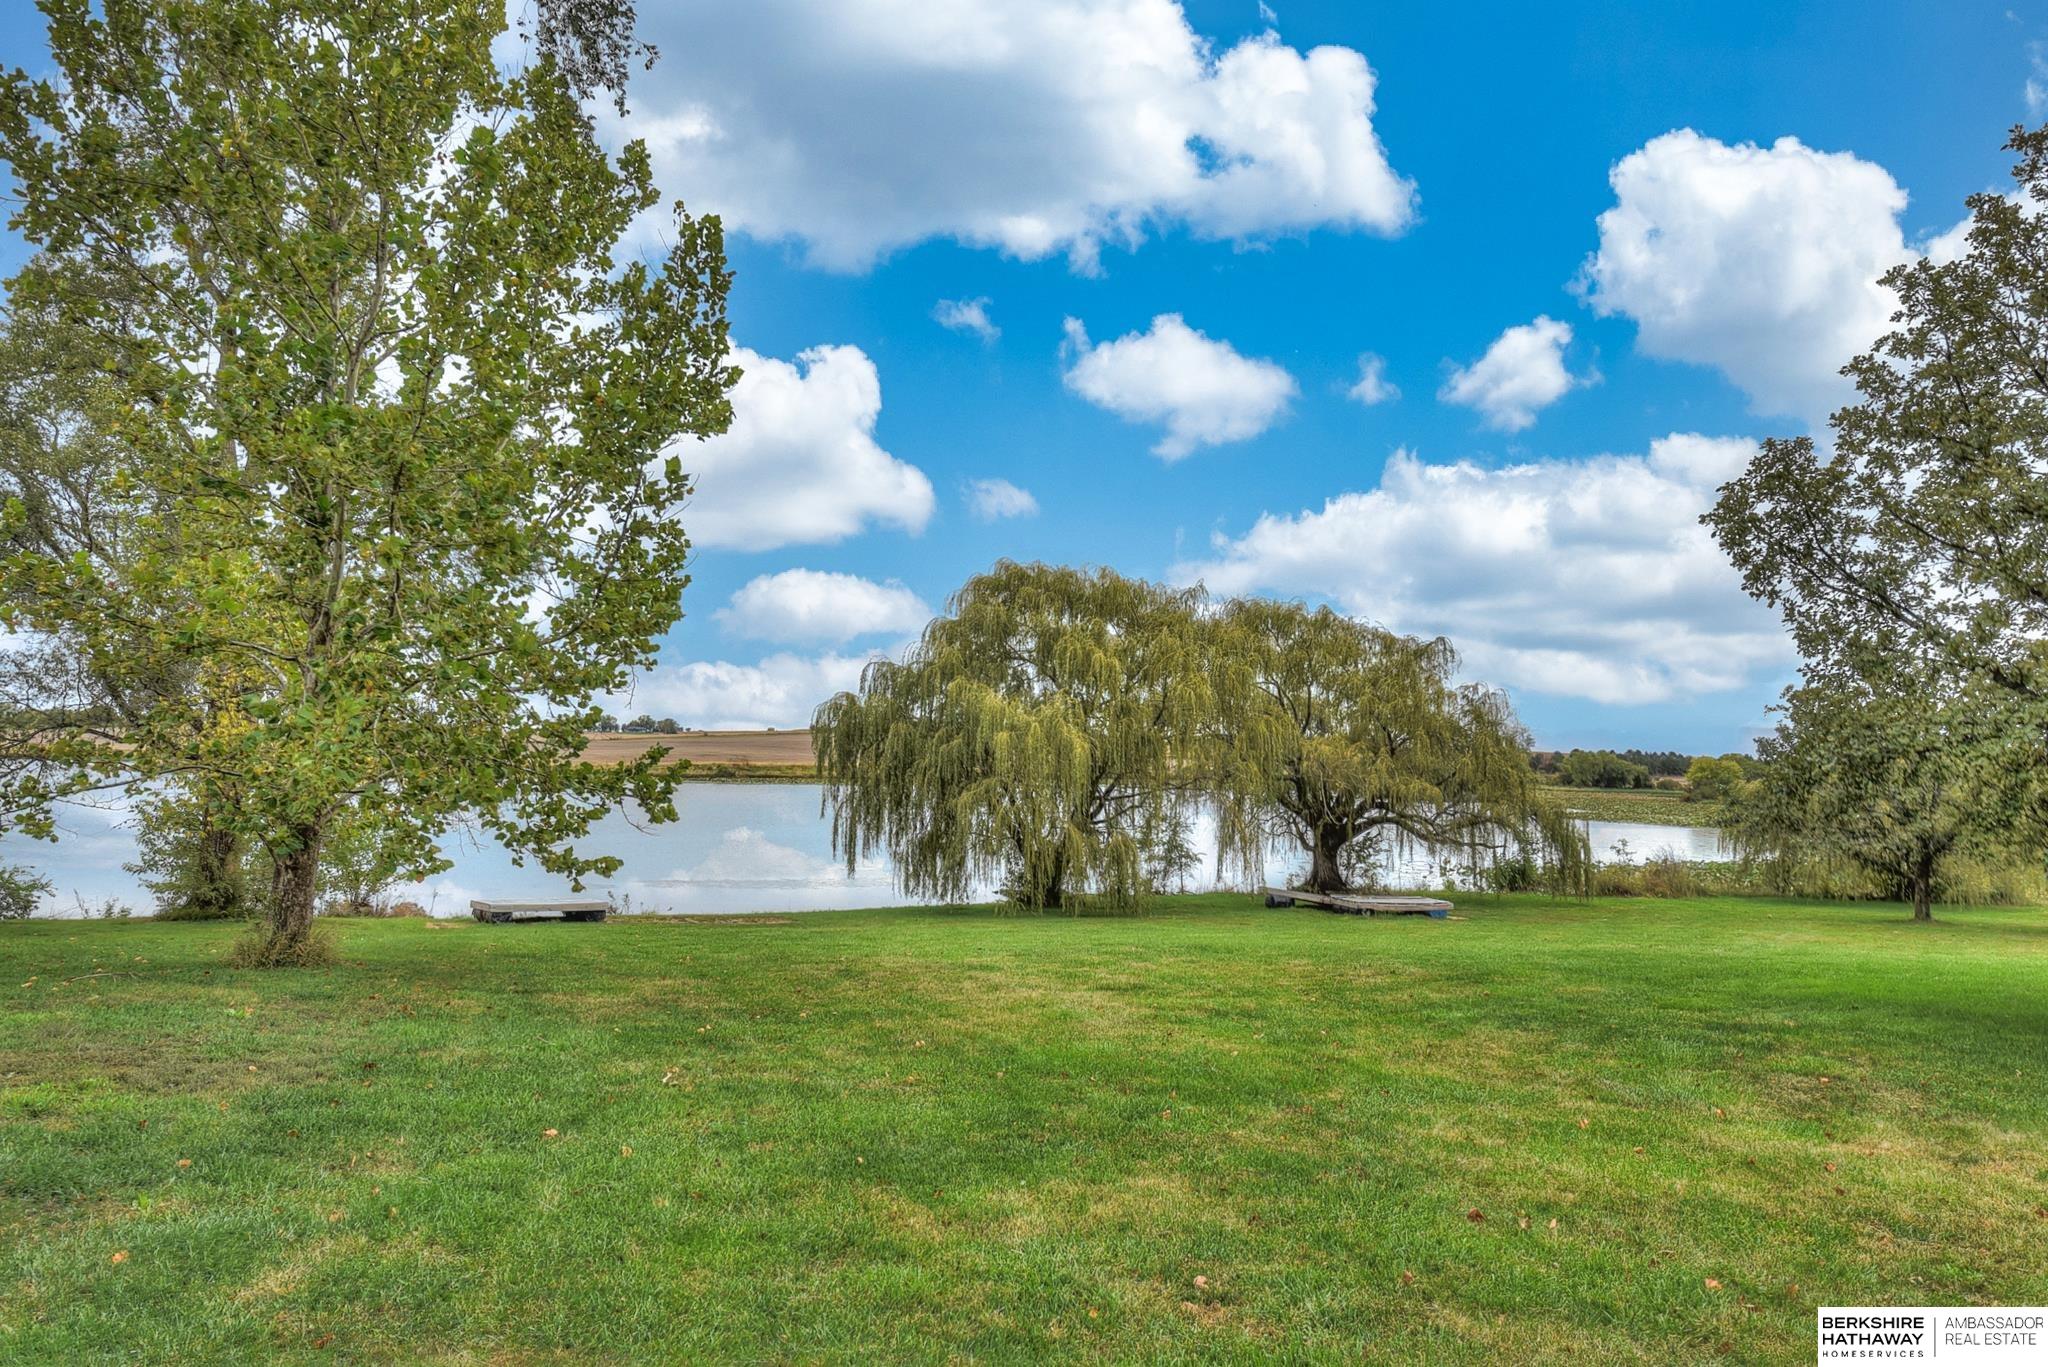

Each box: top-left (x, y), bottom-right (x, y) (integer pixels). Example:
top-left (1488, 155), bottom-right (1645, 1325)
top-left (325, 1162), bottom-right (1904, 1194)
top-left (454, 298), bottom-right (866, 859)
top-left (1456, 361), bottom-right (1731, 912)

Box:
top-left (578, 727), bottom-right (816, 768)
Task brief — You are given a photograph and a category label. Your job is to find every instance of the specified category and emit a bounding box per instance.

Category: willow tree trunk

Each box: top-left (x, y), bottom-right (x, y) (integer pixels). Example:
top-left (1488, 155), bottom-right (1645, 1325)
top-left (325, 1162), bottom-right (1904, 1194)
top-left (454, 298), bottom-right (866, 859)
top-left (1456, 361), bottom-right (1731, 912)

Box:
top-left (1304, 823), bottom-right (1350, 893)
top-left (266, 821), bottom-right (325, 952)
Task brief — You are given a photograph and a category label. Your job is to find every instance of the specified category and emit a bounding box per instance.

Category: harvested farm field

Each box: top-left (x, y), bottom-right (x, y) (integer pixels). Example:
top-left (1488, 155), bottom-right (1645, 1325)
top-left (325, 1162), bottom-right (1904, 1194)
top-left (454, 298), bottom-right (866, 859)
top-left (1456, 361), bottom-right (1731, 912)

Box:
top-left (579, 728), bottom-right (816, 770)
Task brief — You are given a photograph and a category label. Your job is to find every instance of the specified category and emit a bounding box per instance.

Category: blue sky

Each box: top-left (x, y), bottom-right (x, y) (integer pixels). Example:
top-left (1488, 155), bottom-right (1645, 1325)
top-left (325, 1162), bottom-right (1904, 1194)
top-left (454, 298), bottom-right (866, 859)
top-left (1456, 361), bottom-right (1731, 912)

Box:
top-left (3, 1), bottom-right (2039, 751)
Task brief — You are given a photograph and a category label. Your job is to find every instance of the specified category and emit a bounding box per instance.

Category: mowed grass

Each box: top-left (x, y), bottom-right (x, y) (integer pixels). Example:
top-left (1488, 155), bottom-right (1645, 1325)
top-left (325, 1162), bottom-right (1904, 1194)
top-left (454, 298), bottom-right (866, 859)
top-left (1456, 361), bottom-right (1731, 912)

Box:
top-left (2, 896), bottom-right (2045, 1364)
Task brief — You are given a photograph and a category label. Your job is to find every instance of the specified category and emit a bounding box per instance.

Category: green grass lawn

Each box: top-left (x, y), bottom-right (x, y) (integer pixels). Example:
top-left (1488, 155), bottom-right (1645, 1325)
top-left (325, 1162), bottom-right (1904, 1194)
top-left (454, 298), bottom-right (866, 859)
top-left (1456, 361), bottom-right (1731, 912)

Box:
top-left (3, 895), bottom-right (2045, 1364)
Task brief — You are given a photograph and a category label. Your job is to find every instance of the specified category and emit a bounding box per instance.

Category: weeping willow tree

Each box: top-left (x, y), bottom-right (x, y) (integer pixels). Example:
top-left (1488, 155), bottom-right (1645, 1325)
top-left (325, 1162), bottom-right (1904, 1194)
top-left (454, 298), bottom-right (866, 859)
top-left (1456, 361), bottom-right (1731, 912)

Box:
top-left (814, 562), bottom-right (1215, 911)
top-left (1209, 599), bottom-right (1589, 894)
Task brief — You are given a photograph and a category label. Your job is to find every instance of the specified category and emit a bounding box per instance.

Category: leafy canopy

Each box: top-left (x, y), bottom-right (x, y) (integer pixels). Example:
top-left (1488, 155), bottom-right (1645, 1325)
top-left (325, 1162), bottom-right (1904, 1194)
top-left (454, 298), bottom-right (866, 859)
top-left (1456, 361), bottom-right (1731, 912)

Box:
top-left (0, 0), bottom-right (733, 942)
top-left (1707, 125), bottom-right (2048, 708)
top-left (815, 563), bottom-right (1214, 911)
top-left (1209, 599), bottom-right (1587, 893)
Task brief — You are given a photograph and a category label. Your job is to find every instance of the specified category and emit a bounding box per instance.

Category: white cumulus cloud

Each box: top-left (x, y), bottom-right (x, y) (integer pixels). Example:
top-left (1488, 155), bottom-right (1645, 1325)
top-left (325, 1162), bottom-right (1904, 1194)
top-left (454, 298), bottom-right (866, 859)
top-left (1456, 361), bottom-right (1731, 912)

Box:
top-left (933, 297), bottom-right (999, 342)
top-left (605, 650), bottom-right (882, 732)
top-left (610, 2), bottom-right (1415, 272)
top-left (965, 478), bottom-right (1039, 521)
top-left (1439, 316), bottom-right (1587, 431)
top-left (1061, 314), bottom-right (1296, 460)
top-left (715, 569), bottom-right (931, 645)
top-left (1173, 433), bottom-right (1791, 705)
top-left (1346, 352), bottom-right (1399, 406)
top-left (679, 344), bottom-right (934, 550)
top-left (1581, 130), bottom-right (1914, 426)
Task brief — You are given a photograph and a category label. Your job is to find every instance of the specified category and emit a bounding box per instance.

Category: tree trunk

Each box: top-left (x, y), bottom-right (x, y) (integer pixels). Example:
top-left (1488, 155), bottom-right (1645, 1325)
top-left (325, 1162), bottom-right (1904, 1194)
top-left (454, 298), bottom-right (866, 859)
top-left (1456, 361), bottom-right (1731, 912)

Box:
top-left (1304, 823), bottom-right (1349, 893)
top-left (264, 821), bottom-right (325, 954)
top-left (193, 824), bottom-right (243, 917)
top-left (1908, 854), bottom-right (1935, 922)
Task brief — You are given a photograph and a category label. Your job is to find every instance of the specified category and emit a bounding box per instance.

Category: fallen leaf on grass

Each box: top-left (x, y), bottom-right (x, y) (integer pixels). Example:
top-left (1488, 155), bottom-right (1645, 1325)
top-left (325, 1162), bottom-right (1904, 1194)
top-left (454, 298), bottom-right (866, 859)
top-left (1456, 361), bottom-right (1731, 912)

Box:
top-left (541, 1128), bottom-right (559, 1139)
top-left (109, 1250), bottom-right (128, 1265)
top-left (1823, 1162), bottom-right (1837, 1173)
top-left (1192, 1275), bottom-right (1209, 1290)
top-left (176, 1158), bottom-right (191, 1169)
top-left (1466, 1208), bottom-right (1485, 1223)
top-left (1705, 1278), bottom-right (1723, 1292)
top-left (620, 1145), bottom-right (634, 1158)
top-left (1400, 1270), bottom-right (1416, 1286)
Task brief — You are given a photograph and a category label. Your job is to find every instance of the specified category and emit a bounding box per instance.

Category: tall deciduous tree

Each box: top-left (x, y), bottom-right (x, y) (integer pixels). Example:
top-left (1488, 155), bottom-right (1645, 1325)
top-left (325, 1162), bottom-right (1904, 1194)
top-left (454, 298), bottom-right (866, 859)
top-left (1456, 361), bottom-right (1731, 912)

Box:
top-left (0, 0), bottom-right (733, 958)
top-left (814, 563), bottom-right (1214, 911)
top-left (1706, 125), bottom-right (2048, 708)
top-left (1209, 600), bottom-right (1587, 894)
top-left (1729, 667), bottom-right (2043, 920)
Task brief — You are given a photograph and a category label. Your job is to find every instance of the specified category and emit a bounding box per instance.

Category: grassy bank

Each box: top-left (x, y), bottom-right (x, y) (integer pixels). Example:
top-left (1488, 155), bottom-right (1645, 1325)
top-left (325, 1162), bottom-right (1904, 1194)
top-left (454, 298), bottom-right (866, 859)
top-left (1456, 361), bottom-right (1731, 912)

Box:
top-left (673, 761), bottom-right (819, 783)
top-left (4, 895), bottom-right (2045, 1362)
top-left (1536, 784), bottom-right (1725, 828)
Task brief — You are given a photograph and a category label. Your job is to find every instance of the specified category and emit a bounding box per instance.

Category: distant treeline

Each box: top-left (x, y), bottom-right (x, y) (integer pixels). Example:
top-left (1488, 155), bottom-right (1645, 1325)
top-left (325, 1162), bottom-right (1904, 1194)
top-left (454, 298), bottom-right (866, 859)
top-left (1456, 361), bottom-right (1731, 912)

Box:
top-left (1528, 748), bottom-right (1763, 791)
top-left (594, 714), bottom-right (689, 735)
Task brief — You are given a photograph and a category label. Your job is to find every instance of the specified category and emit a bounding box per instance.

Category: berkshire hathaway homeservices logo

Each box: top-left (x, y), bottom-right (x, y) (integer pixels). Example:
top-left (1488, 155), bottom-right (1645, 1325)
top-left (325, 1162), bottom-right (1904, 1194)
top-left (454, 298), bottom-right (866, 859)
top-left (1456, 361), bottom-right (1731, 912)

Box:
top-left (1818, 1308), bottom-right (2046, 1363)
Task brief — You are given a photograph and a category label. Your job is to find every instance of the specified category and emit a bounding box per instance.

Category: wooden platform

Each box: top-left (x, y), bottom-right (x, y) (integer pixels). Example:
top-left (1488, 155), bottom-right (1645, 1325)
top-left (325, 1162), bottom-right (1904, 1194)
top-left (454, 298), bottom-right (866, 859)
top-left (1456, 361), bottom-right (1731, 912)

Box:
top-left (470, 900), bottom-right (609, 924)
top-left (1262, 888), bottom-right (1452, 918)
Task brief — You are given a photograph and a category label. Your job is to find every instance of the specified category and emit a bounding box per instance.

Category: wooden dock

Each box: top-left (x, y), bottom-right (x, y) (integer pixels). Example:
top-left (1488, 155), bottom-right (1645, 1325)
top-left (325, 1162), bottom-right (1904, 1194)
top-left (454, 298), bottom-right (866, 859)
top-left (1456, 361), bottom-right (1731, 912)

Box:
top-left (1262, 887), bottom-right (1452, 918)
top-left (470, 899), bottom-right (609, 924)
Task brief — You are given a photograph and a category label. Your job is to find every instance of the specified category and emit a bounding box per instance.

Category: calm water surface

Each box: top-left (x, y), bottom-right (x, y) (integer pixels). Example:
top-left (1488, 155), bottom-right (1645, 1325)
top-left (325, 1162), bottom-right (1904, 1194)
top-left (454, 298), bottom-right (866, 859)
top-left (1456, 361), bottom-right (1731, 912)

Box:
top-left (0, 783), bottom-right (1731, 918)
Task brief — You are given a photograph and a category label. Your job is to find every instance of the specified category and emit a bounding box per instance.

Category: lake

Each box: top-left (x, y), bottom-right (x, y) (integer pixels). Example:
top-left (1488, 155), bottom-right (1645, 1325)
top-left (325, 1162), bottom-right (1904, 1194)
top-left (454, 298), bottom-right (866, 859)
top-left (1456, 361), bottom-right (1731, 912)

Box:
top-left (0, 783), bottom-right (1732, 918)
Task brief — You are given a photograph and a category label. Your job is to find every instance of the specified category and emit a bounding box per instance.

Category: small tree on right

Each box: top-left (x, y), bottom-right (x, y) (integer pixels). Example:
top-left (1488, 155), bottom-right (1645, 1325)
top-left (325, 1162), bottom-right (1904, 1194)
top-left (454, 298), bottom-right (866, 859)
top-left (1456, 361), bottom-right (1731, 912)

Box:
top-left (1730, 668), bottom-right (2042, 920)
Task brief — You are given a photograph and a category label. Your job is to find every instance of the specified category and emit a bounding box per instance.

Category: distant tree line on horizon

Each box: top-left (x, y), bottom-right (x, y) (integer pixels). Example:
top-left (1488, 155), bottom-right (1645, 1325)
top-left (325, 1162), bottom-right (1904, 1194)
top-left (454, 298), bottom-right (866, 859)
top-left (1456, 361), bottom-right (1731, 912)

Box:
top-left (1529, 748), bottom-right (1763, 798)
top-left (591, 714), bottom-right (690, 735)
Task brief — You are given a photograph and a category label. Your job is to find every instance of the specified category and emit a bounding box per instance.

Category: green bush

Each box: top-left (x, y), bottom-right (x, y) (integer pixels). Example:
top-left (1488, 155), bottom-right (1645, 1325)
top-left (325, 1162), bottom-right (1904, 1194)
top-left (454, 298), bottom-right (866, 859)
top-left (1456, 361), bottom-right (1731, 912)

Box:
top-left (0, 863), bottom-right (52, 920)
top-left (1637, 855), bottom-right (1696, 899)
top-left (1591, 864), bottom-right (1642, 897)
top-left (1479, 851), bottom-right (1541, 893)
top-left (1582, 852), bottom-right (2048, 905)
